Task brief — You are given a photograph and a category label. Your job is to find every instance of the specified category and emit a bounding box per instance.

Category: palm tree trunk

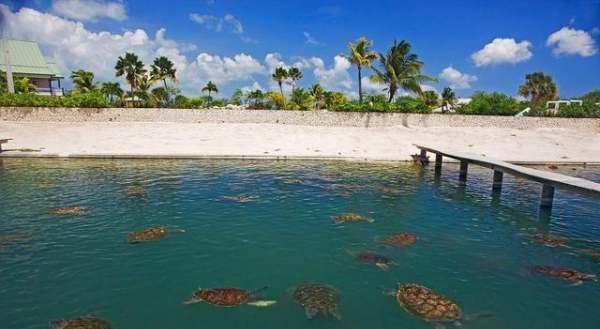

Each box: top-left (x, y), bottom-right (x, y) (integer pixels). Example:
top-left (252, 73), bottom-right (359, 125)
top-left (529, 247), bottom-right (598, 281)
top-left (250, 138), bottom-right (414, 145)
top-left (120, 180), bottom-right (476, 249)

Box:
top-left (358, 65), bottom-right (362, 103)
top-left (279, 82), bottom-right (285, 110)
top-left (388, 87), bottom-right (396, 103)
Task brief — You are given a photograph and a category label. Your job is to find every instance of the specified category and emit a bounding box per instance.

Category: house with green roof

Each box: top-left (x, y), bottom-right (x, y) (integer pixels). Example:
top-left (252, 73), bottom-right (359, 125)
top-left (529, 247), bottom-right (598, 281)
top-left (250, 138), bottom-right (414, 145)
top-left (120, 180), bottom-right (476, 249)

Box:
top-left (0, 39), bottom-right (64, 96)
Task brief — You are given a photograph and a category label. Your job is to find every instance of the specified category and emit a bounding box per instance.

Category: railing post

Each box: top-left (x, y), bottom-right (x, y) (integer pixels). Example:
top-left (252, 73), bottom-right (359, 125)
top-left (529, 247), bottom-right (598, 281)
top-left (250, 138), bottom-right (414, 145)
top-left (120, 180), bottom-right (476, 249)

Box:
top-left (540, 184), bottom-right (555, 210)
top-left (420, 149), bottom-right (427, 159)
top-left (492, 170), bottom-right (503, 192)
top-left (459, 161), bottom-right (468, 185)
top-left (434, 153), bottom-right (442, 176)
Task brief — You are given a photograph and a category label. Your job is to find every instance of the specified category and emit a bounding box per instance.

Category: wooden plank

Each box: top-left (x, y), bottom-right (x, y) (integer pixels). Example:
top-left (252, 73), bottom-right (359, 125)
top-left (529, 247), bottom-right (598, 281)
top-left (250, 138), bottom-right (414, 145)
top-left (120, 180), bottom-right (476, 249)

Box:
top-left (415, 144), bottom-right (600, 198)
top-left (492, 170), bottom-right (503, 192)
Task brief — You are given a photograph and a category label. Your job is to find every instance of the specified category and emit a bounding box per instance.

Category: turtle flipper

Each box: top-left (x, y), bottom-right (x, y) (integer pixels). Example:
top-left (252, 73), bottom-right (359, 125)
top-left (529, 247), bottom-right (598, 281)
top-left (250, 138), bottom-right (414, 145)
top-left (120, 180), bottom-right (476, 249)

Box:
top-left (305, 307), bottom-right (318, 319)
top-left (247, 300), bottom-right (277, 307)
top-left (183, 297), bottom-right (201, 305)
top-left (50, 320), bottom-right (67, 329)
top-left (376, 262), bottom-right (389, 271)
top-left (331, 306), bottom-right (342, 320)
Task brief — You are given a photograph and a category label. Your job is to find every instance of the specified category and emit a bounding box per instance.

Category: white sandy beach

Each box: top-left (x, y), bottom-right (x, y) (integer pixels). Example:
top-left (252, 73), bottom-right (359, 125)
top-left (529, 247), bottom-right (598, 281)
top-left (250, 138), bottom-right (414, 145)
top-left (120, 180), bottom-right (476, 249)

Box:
top-left (1, 121), bottom-right (599, 163)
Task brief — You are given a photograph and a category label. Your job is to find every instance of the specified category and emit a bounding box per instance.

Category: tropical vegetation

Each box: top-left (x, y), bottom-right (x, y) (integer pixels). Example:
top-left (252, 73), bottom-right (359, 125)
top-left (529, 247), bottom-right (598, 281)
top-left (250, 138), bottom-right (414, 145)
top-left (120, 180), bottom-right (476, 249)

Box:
top-left (1, 39), bottom-right (599, 117)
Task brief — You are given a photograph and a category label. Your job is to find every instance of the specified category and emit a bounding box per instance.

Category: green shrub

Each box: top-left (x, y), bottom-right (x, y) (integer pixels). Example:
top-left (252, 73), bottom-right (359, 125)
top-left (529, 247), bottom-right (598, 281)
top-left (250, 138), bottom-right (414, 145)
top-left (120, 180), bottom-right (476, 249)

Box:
top-left (455, 92), bottom-right (521, 116)
top-left (331, 96), bottom-right (431, 113)
top-left (0, 92), bottom-right (108, 108)
top-left (551, 102), bottom-right (600, 118)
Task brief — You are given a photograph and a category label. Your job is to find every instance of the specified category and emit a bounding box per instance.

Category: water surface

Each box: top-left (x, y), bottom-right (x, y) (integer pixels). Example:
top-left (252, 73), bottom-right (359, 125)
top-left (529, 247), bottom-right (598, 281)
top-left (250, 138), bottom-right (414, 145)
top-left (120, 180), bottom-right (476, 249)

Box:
top-left (1, 159), bottom-right (599, 329)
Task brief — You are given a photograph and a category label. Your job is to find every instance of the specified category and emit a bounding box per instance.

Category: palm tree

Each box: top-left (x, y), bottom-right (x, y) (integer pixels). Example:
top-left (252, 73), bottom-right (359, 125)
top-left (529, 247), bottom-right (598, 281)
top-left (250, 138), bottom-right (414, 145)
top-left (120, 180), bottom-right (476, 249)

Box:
top-left (341, 37), bottom-right (378, 103)
top-left (229, 88), bottom-right (244, 105)
top-left (202, 81), bottom-right (218, 107)
top-left (370, 40), bottom-right (436, 103)
top-left (287, 67), bottom-right (303, 91)
top-left (441, 87), bottom-right (457, 113)
top-left (272, 67), bottom-right (288, 109)
top-left (202, 81), bottom-right (218, 97)
top-left (422, 90), bottom-right (439, 107)
top-left (150, 56), bottom-right (177, 90)
top-left (246, 89), bottom-right (265, 108)
top-left (518, 72), bottom-right (558, 108)
top-left (100, 82), bottom-right (123, 103)
top-left (309, 83), bottom-right (325, 110)
top-left (288, 88), bottom-right (314, 111)
top-left (70, 69), bottom-right (97, 92)
top-left (115, 52), bottom-right (147, 96)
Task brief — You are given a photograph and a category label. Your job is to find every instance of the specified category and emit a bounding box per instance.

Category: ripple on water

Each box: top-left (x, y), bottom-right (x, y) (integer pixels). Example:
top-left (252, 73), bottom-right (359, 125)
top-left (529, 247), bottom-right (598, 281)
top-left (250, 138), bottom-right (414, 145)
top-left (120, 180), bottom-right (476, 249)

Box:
top-left (0, 159), bottom-right (599, 329)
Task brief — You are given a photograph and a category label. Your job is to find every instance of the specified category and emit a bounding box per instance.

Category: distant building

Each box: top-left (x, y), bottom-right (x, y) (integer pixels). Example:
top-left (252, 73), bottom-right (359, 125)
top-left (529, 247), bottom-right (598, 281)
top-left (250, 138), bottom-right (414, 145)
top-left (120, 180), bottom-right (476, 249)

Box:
top-left (0, 39), bottom-right (64, 96)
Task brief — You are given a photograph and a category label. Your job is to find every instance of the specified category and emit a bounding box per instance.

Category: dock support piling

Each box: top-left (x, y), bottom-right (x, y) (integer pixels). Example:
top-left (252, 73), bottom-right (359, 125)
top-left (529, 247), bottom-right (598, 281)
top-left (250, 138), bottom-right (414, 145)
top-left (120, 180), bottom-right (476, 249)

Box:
top-left (540, 184), bottom-right (555, 210)
top-left (459, 161), bottom-right (468, 185)
top-left (434, 154), bottom-right (442, 176)
top-left (492, 170), bottom-right (503, 192)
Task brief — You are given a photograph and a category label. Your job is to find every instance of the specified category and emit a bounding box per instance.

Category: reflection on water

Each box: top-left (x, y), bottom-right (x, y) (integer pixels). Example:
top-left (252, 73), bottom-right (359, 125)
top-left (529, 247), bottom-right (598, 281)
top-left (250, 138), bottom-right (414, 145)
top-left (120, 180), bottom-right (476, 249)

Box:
top-left (0, 159), bottom-right (599, 329)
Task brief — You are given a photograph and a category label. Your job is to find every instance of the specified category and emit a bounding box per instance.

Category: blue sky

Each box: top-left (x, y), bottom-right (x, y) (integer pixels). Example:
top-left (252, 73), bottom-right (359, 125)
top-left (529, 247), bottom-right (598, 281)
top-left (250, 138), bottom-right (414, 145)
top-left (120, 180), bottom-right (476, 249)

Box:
top-left (2, 0), bottom-right (599, 98)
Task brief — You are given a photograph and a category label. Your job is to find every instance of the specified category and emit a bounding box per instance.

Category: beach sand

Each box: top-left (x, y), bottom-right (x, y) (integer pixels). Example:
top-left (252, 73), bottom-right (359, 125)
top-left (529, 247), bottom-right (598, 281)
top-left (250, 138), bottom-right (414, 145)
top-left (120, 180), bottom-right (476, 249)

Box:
top-left (1, 122), bottom-right (599, 163)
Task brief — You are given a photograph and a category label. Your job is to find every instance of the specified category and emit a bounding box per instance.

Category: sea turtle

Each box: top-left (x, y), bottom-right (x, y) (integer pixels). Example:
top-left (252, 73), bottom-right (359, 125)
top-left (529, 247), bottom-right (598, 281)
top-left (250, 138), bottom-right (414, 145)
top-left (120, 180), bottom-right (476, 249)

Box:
top-left (332, 213), bottom-right (373, 224)
top-left (47, 206), bottom-right (88, 216)
top-left (289, 283), bottom-right (341, 320)
top-left (126, 226), bottom-right (170, 244)
top-left (122, 185), bottom-right (148, 198)
top-left (184, 287), bottom-right (276, 307)
top-left (222, 194), bottom-right (259, 202)
top-left (380, 186), bottom-right (400, 195)
top-left (533, 233), bottom-right (569, 248)
top-left (389, 283), bottom-right (463, 328)
top-left (354, 252), bottom-right (391, 270)
top-left (50, 315), bottom-right (113, 329)
top-left (381, 232), bottom-right (418, 247)
top-left (530, 266), bottom-right (597, 285)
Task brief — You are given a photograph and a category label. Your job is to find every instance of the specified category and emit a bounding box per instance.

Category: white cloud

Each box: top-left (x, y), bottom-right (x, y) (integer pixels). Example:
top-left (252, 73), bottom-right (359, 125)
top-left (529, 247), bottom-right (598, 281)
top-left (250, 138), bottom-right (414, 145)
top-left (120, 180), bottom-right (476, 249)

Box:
top-left (546, 27), bottom-right (598, 57)
top-left (471, 38), bottom-right (533, 66)
top-left (303, 32), bottom-right (318, 45)
top-left (313, 55), bottom-right (352, 90)
top-left (360, 76), bottom-right (385, 94)
top-left (439, 66), bottom-right (477, 89)
top-left (0, 5), bottom-right (269, 95)
top-left (52, 0), bottom-right (126, 22)
top-left (189, 12), bottom-right (252, 42)
top-left (241, 81), bottom-right (263, 93)
top-left (186, 53), bottom-right (265, 85)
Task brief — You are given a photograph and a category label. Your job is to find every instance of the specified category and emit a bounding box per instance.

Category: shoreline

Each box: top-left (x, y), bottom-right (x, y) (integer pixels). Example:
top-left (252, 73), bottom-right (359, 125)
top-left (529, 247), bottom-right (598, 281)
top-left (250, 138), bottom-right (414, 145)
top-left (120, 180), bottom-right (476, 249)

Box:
top-left (1, 119), bottom-right (600, 163)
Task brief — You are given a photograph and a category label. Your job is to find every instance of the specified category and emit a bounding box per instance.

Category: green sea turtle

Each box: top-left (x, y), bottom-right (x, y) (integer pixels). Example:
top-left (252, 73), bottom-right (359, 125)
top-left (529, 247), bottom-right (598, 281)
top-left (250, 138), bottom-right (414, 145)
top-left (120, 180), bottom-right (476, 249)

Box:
top-left (381, 232), bottom-right (418, 247)
top-left (122, 185), bottom-right (148, 198)
top-left (533, 233), bottom-right (569, 248)
top-left (530, 266), bottom-right (597, 285)
top-left (50, 315), bottom-right (113, 329)
top-left (0, 233), bottom-right (27, 251)
top-left (222, 194), bottom-right (259, 202)
top-left (184, 287), bottom-right (276, 307)
top-left (353, 252), bottom-right (392, 270)
top-left (380, 186), bottom-right (400, 195)
top-left (126, 226), bottom-right (174, 244)
top-left (289, 283), bottom-right (341, 320)
top-left (388, 283), bottom-right (463, 328)
top-left (333, 213), bottom-right (373, 224)
top-left (47, 206), bottom-right (88, 216)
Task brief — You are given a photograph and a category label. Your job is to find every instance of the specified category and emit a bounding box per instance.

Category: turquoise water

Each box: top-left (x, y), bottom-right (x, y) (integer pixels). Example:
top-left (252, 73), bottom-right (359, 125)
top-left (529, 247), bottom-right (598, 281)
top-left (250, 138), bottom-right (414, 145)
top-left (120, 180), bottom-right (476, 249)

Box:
top-left (1, 159), bottom-right (599, 329)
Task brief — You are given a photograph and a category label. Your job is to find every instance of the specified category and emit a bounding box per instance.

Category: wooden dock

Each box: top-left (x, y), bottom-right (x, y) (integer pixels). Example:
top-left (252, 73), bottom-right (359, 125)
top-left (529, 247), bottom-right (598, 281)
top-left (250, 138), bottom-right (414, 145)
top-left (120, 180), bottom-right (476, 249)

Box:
top-left (415, 145), bottom-right (600, 210)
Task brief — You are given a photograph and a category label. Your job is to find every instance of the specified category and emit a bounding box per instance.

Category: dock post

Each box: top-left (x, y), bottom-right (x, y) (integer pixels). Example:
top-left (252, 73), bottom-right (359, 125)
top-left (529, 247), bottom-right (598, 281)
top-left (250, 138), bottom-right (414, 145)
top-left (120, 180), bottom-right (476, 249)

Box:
top-left (492, 170), bottom-right (503, 192)
top-left (459, 161), bottom-right (468, 185)
top-left (540, 184), bottom-right (555, 210)
top-left (434, 154), bottom-right (442, 176)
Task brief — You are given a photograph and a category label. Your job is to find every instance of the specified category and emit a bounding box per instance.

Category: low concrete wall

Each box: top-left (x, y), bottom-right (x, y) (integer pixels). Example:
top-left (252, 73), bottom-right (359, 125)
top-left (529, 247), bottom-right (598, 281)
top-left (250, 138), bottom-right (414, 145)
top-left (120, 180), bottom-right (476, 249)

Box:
top-left (1, 107), bottom-right (599, 132)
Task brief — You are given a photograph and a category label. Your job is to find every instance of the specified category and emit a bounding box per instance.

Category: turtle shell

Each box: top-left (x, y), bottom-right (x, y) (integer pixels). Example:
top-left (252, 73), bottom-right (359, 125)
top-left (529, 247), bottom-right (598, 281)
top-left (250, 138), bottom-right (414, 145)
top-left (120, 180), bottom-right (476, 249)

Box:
top-left (291, 283), bottom-right (341, 319)
top-left (123, 186), bottom-right (148, 198)
top-left (51, 316), bottom-right (112, 329)
top-left (126, 226), bottom-right (168, 243)
top-left (396, 284), bottom-right (462, 323)
top-left (193, 288), bottom-right (251, 307)
top-left (533, 234), bottom-right (568, 247)
top-left (382, 233), bottom-right (418, 247)
top-left (223, 194), bottom-right (259, 202)
top-left (356, 252), bottom-right (389, 265)
top-left (333, 213), bottom-right (367, 223)
top-left (48, 206), bottom-right (88, 216)
top-left (531, 266), bottom-right (596, 282)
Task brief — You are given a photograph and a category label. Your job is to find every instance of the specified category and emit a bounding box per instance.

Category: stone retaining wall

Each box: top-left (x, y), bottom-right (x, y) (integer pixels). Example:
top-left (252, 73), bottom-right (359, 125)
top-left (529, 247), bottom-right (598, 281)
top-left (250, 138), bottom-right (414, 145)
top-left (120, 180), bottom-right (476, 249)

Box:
top-left (1, 107), bottom-right (599, 132)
